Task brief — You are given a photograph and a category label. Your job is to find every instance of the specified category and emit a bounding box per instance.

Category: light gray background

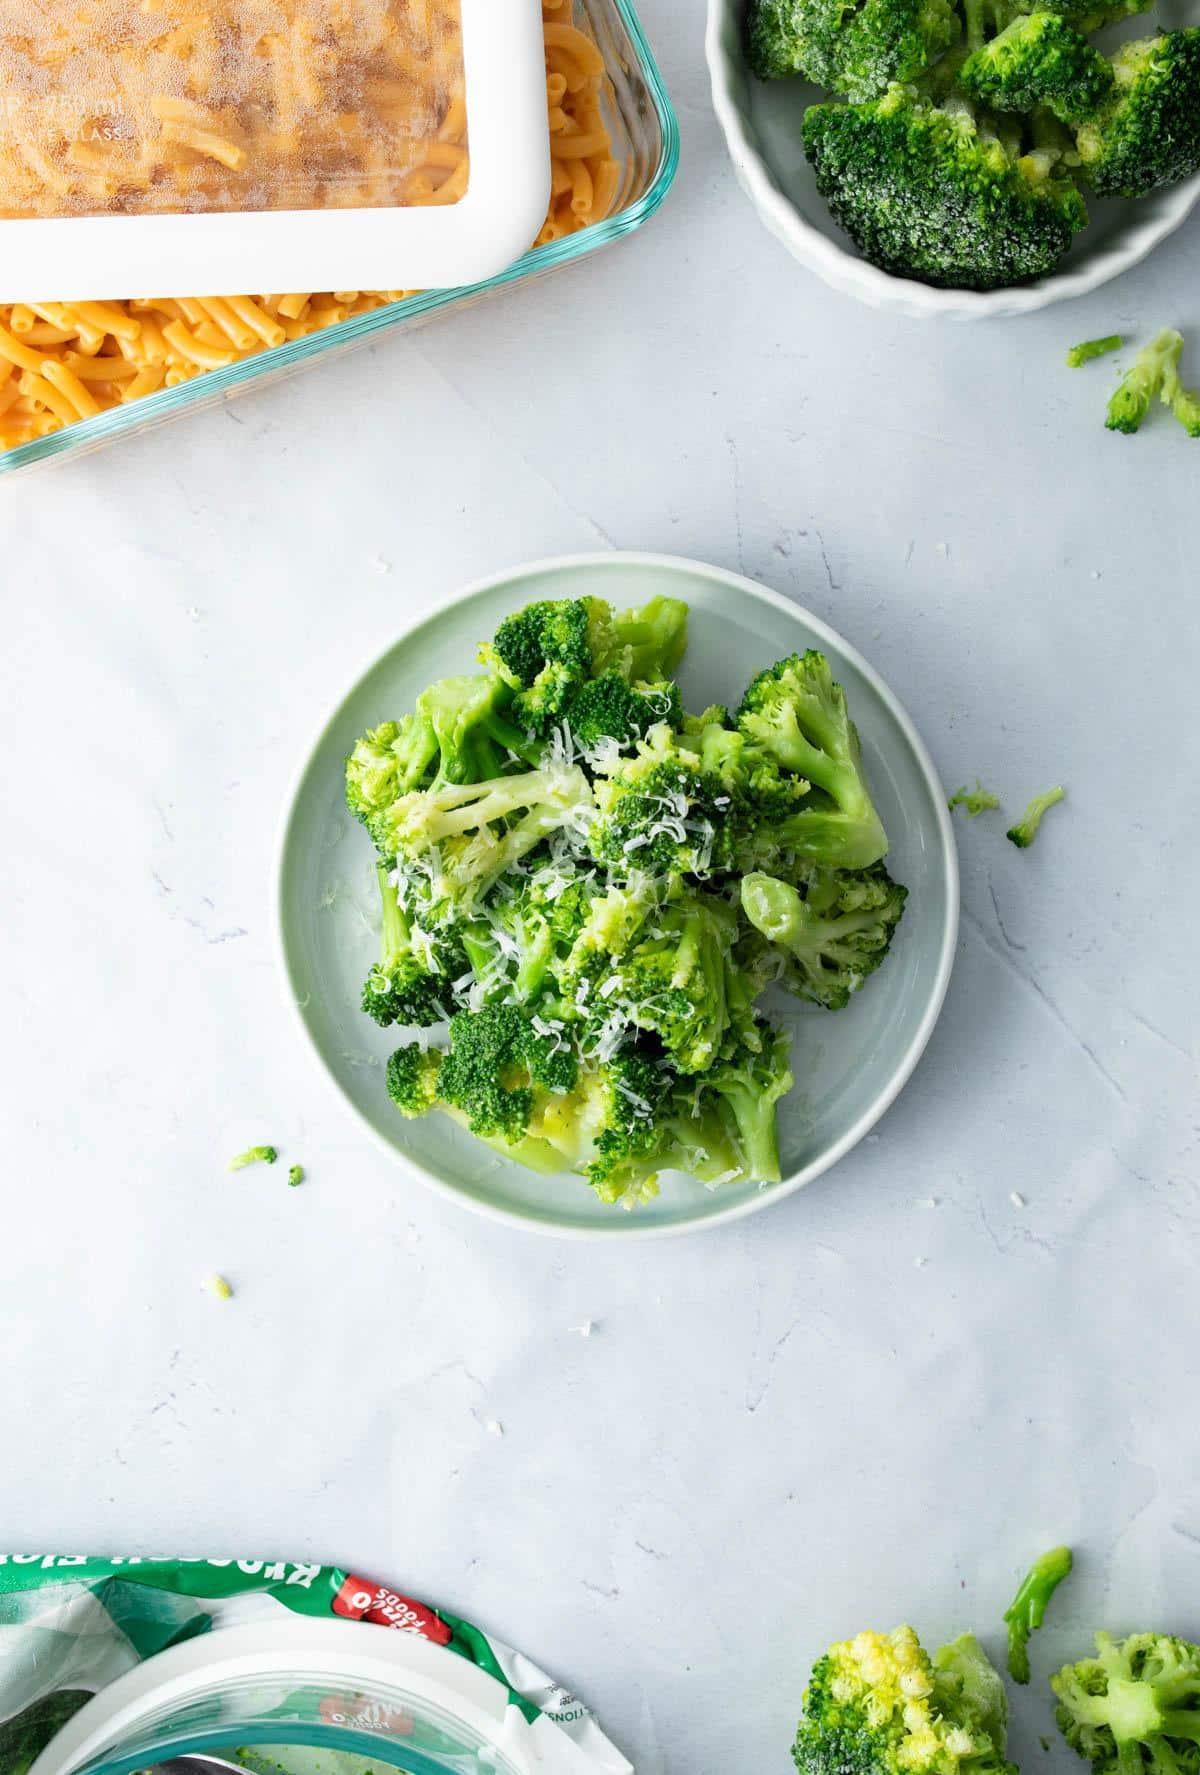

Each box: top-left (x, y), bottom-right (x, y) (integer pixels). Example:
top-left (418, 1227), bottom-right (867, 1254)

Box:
top-left (2, 2), bottom-right (1198, 1768)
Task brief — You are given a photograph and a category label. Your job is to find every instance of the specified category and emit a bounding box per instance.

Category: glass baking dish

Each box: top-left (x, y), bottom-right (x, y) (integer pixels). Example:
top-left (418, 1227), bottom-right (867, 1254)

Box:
top-left (0, 0), bottom-right (676, 477)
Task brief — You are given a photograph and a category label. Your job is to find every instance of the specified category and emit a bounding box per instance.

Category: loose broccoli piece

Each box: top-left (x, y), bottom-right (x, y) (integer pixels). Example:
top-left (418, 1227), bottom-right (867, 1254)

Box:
top-left (1159, 336), bottom-right (1200, 438)
top-left (361, 862), bottom-right (458, 1028)
top-left (802, 88), bottom-right (1089, 291)
top-left (1004, 1546), bottom-right (1073, 1684)
top-left (563, 673), bottom-right (683, 757)
top-left (795, 1626), bottom-right (1016, 1775)
top-left (949, 780), bottom-right (1001, 816)
top-left (380, 762), bottom-right (594, 915)
top-left (228, 1145), bottom-right (277, 1171)
top-left (1106, 330), bottom-right (1182, 433)
top-left (1053, 1632), bottom-right (1200, 1775)
top-left (1072, 32), bottom-right (1200, 198)
top-left (479, 595), bottom-right (688, 733)
top-left (737, 652), bottom-right (890, 869)
top-left (1067, 335), bottom-right (1123, 367)
top-left (287, 1165), bottom-right (304, 1187)
top-left (1007, 785), bottom-right (1065, 846)
top-left (742, 865), bottom-right (907, 1010)
top-left (1170, 389), bottom-right (1200, 438)
top-left (706, 1018), bottom-right (794, 1184)
top-left (746, 0), bottom-right (960, 100)
top-left (961, 15), bottom-right (1113, 123)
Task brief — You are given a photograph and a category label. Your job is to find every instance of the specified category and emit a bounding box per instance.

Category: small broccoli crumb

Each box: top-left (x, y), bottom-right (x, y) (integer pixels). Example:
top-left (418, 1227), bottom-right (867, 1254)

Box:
top-left (1007, 787), bottom-right (1066, 848)
top-left (1004, 1545), bottom-right (1073, 1682)
top-left (202, 1272), bottom-right (233, 1301)
top-left (948, 781), bottom-right (1001, 818)
top-left (228, 1144), bottom-right (278, 1171)
top-left (1067, 334), bottom-right (1123, 367)
top-left (1040, 1739), bottom-right (1052, 1754)
top-left (288, 1165), bottom-right (304, 1187)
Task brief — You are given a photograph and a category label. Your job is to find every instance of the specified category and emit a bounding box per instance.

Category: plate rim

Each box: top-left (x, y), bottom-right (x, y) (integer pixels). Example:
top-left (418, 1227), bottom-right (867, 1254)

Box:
top-left (274, 550), bottom-right (961, 1241)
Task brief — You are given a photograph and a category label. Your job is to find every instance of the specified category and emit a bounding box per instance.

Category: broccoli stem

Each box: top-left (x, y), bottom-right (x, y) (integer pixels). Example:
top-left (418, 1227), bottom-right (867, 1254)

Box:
top-left (376, 861), bottom-right (412, 968)
top-left (719, 1083), bottom-right (782, 1183)
top-left (1006, 786), bottom-right (1065, 848)
top-left (1003, 1545), bottom-right (1073, 1682)
top-left (228, 1145), bottom-right (277, 1171)
top-left (1067, 334), bottom-right (1124, 367)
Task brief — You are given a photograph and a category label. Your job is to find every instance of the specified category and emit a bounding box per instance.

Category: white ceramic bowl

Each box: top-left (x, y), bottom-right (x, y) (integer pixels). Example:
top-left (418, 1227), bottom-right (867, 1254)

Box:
top-left (706, 0), bottom-right (1200, 318)
top-left (276, 553), bottom-right (958, 1240)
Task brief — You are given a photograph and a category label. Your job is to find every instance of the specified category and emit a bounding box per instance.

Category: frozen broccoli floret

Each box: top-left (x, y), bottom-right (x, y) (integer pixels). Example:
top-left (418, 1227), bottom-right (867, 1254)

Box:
top-left (802, 87), bottom-right (1088, 291)
top-left (747, 0), bottom-right (960, 99)
top-left (960, 14), bottom-right (1114, 123)
top-left (1072, 31), bottom-right (1200, 198)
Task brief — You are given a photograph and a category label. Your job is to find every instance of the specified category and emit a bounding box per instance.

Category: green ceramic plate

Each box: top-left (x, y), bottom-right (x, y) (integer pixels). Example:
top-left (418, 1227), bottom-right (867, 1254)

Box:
top-left (276, 553), bottom-right (958, 1238)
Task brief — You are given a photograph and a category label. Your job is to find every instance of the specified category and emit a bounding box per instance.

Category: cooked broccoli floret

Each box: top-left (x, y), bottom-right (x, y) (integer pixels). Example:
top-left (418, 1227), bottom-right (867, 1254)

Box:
top-left (479, 595), bottom-right (688, 733)
top-left (597, 893), bottom-right (742, 1073)
top-left (386, 1043), bottom-right (445, 1118)
top-left (802, 87), bottom-right (1089, 291)
top-left (1053, 1632), bottom-right (1200, 1775)
top-left (585, 1064), bottom-right (750, 1205)
top-left (227, 1145), bottom-right (277, 1171)
top-left (1006, 785), bottom-right (1065, 846)
top-left (380, 762), bottom-right (594, 915)
top-left (961, 15), bottom-right (1113, 122)
top-left (1067, 335), bottom-right (1123, 367)
top-left (706, 1018), bottom-right (794, 1184)
top-left (344, 677), bottom-right (542, 851)
top-left (564, 673), bottom-right (683, 757)
top-left (949, 780), bottom-right (1001, 817)
top-left (587, 725), bottom-right (739, 879)
top-left (361, 862), bottom-right (459, 1027)
top-left (1004, 1546), bottom-right (1073, 1684)
top-left (737, 652), bottom-right (890, 869)
top-left (741, 865), bottom-right (907, 1010)
top-left (1072, 32), bottom-right (1200, 198)
top-left (1106, 330), bottom-right (1181, 433)
top-left (387, 1006), bottom-right (580, 1171)
top-left (746, 0), bottom-right (960, 99)
top-left (795, 1626), bottom-right (1015, 1775)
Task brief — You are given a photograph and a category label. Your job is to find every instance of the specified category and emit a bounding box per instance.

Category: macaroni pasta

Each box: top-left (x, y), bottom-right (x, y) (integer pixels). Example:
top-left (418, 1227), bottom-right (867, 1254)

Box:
top-left (0, 0), bottom-right (467, 219)
top-left (0, 1), bottom-right (617, 451)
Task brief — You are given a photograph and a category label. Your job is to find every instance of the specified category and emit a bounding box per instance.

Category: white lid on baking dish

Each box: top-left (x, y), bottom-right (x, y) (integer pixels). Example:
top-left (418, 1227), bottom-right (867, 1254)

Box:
top-left (0, 0), bottom-right (551, 302)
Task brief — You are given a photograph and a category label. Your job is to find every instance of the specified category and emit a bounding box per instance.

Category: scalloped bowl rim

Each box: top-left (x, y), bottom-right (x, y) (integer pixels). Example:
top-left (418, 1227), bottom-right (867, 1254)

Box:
top-left (705, 0), bottom-right (1200, 319)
